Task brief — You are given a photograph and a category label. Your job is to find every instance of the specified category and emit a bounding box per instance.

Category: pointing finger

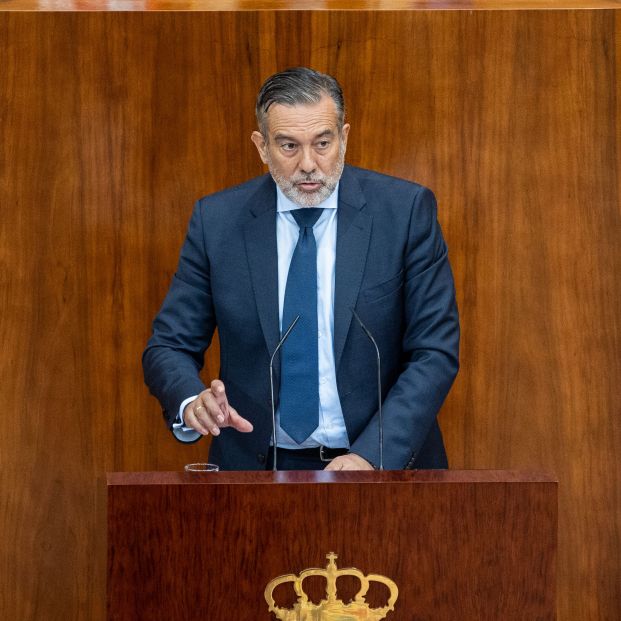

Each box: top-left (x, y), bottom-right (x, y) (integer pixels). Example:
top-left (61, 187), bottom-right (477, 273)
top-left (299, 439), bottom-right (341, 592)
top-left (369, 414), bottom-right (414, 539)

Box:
top-left (227, 406), bottom-right (254, 433)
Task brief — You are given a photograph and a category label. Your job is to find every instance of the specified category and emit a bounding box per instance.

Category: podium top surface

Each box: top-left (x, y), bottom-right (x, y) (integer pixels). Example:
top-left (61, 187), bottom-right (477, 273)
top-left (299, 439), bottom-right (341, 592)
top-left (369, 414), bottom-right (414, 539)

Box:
top-left (107, 469), bottom-right (557, 487)
top-left (2, 0), bottom-right (621, 11)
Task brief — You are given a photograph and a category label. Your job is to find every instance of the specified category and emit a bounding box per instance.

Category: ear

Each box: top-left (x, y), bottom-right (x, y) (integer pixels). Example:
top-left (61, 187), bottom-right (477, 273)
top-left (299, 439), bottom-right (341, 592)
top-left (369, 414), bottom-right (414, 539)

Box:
top-left (251, 131), bottom-right (269, 164)
top-left (340, 123), bottom-right (351, 151)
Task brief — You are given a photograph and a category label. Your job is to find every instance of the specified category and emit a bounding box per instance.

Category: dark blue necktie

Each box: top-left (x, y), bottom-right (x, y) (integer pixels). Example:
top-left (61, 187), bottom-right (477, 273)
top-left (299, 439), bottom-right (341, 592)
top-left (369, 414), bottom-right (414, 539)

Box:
top-left (280, 208), bottom-right (323, 443)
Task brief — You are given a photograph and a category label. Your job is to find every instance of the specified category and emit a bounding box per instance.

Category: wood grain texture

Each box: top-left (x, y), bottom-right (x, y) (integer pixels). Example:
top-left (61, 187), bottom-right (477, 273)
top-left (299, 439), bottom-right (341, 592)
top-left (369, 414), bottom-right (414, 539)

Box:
top-left (0, 9), bottom-right (619, 621)
top-left (2, 0), bottom-right (621, 10)
top-left (108, 471), bottom-right (558, 620)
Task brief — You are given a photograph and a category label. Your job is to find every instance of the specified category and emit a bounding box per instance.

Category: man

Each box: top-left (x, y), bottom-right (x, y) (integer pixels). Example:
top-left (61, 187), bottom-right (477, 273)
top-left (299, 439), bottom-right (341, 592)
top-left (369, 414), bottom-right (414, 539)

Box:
top-left (143, 67), bottom-right (459, 471)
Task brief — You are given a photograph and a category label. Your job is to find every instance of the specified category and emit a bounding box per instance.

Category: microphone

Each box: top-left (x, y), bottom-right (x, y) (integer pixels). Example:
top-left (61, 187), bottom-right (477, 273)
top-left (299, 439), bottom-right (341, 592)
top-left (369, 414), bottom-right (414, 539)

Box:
top-left (350, 308), bottom-right (384, 471)
top-left (269, 315), bottom-right (300, 472)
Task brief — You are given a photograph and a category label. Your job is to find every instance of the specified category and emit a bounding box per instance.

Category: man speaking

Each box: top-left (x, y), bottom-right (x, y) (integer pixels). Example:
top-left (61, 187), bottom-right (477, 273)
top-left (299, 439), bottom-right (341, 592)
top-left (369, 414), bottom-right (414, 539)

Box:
top-left (143, 67), bottom-right (459, 471)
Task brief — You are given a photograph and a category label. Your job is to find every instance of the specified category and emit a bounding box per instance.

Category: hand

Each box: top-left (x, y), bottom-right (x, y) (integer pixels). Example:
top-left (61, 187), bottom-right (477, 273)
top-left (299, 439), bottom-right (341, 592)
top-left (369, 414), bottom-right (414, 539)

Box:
top-left (324, 453), bottom-right (374, 471)
top-left (184, 380), bottom-right (253, 437)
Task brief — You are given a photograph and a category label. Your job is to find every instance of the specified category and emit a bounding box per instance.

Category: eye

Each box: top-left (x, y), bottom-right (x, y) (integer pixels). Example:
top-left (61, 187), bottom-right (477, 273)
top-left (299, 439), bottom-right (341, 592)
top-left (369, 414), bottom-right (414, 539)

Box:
top-left (316, 140), bottom-right (330, 149)
top-left (280, 142), bottom-right (297, 152)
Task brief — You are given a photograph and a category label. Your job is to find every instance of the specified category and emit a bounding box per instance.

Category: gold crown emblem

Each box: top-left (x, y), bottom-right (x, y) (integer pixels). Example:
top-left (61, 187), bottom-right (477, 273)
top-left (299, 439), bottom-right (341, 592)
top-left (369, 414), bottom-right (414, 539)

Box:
top-left (265, 552), bottom-right (399, 621)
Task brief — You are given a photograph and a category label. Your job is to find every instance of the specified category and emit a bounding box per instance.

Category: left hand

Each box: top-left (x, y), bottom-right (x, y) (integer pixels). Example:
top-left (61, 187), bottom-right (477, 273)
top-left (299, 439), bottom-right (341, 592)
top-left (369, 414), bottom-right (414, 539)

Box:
top-left (324, 453), bottom-right (374, 471)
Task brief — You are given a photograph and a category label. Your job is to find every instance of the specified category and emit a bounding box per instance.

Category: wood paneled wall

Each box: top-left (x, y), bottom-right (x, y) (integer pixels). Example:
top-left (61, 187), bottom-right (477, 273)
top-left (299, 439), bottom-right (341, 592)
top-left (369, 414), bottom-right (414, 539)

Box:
top-left (0, 10), bottom-right (619, 620)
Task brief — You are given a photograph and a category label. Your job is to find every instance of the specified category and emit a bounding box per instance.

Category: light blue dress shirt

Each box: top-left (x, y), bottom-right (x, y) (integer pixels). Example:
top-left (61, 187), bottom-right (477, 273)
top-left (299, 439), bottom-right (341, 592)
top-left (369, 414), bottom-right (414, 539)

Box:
top-left (173, 183), bottom-right (349, 450)
top-left (274, 184), bottom-right (349, 449)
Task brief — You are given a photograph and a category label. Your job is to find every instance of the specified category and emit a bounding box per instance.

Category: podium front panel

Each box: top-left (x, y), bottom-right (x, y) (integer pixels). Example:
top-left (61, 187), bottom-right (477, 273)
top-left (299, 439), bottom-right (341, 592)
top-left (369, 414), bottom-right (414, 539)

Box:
top-left (107, 470), bottom-right (556, 620)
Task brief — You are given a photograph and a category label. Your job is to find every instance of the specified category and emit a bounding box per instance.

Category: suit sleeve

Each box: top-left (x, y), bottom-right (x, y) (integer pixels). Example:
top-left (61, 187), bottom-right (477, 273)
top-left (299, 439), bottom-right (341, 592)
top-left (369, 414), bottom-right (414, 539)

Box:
top-left (350, 187), bottom-right (460, 468)
top-left (142, 200), bottom-right (216, 432)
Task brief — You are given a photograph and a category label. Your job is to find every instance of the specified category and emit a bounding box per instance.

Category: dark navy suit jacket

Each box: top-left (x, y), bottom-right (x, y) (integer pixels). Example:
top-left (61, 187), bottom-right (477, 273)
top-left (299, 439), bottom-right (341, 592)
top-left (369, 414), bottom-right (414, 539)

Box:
top-left (143, 165), bottom-right (459, 470)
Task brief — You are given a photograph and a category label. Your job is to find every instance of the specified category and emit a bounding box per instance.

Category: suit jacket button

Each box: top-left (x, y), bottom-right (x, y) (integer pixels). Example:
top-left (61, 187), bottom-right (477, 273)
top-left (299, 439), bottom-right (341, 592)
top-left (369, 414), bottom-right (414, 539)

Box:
top-left (257, 453), bottom-right (266, 464)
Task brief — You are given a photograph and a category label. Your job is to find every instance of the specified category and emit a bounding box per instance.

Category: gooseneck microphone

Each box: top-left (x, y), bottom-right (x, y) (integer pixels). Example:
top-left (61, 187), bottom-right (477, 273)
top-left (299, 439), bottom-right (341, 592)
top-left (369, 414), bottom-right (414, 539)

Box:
top-left (350, 308), bottom-right (384, 471)
top-left (269, 315), bottom-right (300, 472)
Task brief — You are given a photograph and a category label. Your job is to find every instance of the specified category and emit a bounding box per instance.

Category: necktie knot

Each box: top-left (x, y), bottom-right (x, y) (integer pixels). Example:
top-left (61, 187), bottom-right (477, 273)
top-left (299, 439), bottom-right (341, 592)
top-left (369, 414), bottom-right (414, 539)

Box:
top-left (291, 208), bottom-right (323, 230)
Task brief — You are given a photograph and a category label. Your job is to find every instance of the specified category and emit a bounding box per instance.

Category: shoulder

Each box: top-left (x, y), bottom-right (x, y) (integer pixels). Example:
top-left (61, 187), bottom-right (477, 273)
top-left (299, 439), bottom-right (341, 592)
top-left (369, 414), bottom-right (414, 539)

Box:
top-left (343, 165), bottom-right (433, 202)
top-left (184, 174), bottom-right (274, 241)
top-left (342, 165), bottom-right (436, 216)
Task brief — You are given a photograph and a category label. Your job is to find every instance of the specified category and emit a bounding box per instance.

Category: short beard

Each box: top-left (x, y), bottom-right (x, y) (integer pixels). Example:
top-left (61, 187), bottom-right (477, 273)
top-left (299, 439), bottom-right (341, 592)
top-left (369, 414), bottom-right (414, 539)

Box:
top-left (267, 140), bottom-right (346, 207)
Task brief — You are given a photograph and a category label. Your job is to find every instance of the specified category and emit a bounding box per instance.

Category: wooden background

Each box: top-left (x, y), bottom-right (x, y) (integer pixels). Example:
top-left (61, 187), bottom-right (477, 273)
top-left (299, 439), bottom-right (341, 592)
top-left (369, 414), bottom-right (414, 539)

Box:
top-left (0, 9), bottom-right (619, 620)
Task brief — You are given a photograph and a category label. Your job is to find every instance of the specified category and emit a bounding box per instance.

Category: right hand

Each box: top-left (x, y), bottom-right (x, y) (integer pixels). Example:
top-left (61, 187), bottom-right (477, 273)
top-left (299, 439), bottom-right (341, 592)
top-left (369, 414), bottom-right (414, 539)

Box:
top-left (183, 380), bottom-right (254, 437)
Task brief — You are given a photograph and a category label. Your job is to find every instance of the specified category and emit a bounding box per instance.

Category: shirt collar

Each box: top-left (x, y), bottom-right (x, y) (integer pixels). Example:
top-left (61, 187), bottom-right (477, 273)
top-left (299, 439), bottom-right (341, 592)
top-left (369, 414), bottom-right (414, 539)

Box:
top-left (276, 182), bottom-right (340, 213)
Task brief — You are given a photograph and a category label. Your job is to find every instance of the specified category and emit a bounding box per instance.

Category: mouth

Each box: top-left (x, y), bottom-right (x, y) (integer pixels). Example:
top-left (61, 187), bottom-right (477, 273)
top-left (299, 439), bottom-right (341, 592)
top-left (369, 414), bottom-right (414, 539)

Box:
top-left (296, 181), bottom-right (324, 192)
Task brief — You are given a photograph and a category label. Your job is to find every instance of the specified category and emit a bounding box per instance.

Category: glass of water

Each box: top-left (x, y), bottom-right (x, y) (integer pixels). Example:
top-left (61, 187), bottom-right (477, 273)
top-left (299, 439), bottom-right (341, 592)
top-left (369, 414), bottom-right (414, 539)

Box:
top-left (184, 463), bottom-right (220, 472)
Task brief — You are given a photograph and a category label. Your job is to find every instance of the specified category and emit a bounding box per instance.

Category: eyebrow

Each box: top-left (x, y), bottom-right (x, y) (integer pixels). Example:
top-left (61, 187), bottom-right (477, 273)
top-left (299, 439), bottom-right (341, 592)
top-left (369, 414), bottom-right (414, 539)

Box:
top-left (273, 128), bottom-right (335, 142)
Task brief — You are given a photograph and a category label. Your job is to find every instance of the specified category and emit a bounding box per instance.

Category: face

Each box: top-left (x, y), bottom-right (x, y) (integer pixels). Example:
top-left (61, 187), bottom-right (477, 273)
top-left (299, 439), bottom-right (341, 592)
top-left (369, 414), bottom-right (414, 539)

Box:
top-left (251, 95), bottom-right (350, 207)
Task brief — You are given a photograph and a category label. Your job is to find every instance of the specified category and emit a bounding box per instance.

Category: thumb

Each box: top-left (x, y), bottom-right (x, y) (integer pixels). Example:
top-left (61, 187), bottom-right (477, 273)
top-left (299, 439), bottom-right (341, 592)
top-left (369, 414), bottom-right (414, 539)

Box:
top-left (227, 406), bottom-right (254, 433)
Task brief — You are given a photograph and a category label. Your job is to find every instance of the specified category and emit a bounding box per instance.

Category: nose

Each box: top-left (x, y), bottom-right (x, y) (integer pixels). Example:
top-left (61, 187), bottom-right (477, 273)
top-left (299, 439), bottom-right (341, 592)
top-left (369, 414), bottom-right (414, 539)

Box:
top-left (299, 146), bottom-right (317, 175)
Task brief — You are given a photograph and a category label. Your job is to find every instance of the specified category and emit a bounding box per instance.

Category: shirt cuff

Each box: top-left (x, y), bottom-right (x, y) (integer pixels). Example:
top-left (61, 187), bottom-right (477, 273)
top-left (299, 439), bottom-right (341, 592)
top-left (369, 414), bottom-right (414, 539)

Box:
top-left (171, 395), bottom-right (201, 443)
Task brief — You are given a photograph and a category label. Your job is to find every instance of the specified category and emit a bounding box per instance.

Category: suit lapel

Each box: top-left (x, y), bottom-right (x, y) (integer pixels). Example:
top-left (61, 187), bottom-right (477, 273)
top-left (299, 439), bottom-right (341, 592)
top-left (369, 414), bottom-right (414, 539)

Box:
top-left (243, 177), bottom-right (281, 366)
top-left (334, 167), bottom-right (372, 370)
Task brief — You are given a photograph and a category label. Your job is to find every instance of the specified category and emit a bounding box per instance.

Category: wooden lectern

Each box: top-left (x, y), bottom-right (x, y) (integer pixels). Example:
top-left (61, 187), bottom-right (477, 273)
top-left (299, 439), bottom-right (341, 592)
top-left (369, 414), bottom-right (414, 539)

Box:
top-left (107, 470), bottom-right (556, 620)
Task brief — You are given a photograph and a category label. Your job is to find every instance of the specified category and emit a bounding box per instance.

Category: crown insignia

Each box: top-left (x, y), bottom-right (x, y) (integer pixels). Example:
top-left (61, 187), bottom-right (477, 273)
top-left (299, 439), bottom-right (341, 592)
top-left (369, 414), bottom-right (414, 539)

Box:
top-left (265, 552), bottom-right (399, 620)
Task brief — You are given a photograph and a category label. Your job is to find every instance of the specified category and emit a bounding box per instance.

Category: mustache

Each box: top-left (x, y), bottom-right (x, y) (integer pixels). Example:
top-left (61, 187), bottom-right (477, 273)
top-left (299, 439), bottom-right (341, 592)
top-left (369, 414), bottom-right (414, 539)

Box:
top-left (292, 176), bottom-right (325, 185)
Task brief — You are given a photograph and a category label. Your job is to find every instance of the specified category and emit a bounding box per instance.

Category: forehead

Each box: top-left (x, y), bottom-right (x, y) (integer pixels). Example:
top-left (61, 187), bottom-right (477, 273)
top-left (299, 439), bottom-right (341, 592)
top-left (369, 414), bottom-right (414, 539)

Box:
top-left (265, 95), bottom-right (339, 137)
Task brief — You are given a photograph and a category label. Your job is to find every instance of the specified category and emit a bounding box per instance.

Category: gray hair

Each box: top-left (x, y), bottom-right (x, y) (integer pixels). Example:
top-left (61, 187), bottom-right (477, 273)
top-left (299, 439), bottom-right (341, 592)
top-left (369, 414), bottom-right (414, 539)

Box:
top-left (255, 67), bottom-right (345, 136)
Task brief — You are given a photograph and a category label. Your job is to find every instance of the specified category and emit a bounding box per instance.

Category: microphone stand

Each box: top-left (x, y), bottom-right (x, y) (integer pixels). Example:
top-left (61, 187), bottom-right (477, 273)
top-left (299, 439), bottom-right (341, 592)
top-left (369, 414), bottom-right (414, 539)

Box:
top-left (351, 308), bottom-right (384, 471)
top-left (269, 315), bottom-right (300, 472)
